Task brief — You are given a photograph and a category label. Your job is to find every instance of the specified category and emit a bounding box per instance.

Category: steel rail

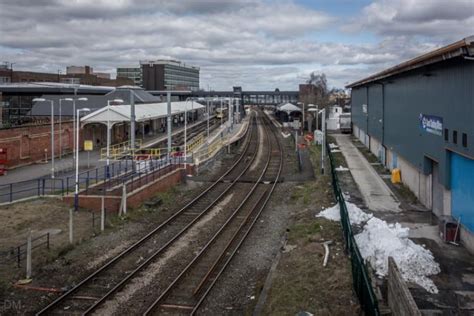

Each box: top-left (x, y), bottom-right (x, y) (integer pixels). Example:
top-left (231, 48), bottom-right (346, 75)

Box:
top-left (190, 112), bottom-right (283, 315)
top-left (80, 116), bottom-right (260, 315)
top-left (36, 114), bottom-right (257, 315)
top-left (143, 112), bottom-right (281, 315)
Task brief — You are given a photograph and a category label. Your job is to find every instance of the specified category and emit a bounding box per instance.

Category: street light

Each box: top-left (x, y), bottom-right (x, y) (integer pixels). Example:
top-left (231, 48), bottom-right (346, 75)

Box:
top-left (184, 98), bottom-right (192, 172)
top-left (59, 98), bottom-right (74, 158)
top-left (72, 97), bottom-right (88, 168)
top-left (318, 108), bottom-right (326, 174)
top-left (74, 107), bottom-right (91, 211)
top-left (297, 101), bottom-right (304, 135)
top-left (106, 99), bottom-right (124, 177)
top-left (33, 98), bottom-right (55, 178)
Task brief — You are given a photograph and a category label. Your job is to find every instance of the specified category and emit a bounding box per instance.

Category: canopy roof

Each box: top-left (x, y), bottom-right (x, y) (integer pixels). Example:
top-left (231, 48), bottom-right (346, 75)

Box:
top-left (276, 103), bottom-right (301, 113)
top-left (81, 101), bottom-right (205, 125)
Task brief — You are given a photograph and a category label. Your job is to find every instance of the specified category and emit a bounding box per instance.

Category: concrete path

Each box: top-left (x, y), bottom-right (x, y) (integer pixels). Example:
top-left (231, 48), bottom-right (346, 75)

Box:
top-left (333, 134), bottom-right (401, 212)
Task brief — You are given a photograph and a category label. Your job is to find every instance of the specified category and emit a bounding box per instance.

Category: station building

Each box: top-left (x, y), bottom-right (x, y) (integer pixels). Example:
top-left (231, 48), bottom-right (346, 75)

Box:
top-left (347, 36), bottom-right (474, 252)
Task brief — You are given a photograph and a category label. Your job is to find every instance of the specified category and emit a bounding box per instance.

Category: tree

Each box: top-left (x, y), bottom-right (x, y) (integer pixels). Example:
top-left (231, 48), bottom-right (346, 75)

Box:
top-left (302, 72), bottom-right (330, 108)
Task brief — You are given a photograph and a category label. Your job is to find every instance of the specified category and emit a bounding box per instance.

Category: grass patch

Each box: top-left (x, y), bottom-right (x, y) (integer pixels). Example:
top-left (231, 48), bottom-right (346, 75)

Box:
top-left (288, 221), bottom-right (322, 243)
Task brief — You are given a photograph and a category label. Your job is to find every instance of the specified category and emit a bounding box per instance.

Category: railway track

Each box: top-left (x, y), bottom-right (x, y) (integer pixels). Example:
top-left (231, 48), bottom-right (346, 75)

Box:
top-left (36, 114), bottom-right (258, 315)
top-left (143, 111), bottom-right (283, 315)
top-left (36, 111), bottom-right (283, 316)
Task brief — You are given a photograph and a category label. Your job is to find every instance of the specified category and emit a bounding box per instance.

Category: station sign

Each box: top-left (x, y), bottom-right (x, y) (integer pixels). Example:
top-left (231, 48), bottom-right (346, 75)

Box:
top-left (419, 113), bottom-right (443, 136)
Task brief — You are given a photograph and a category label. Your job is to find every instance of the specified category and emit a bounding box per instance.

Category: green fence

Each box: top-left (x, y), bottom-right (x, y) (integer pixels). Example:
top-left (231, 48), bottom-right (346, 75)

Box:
top-left (326, 142), bottom-right (380, 316)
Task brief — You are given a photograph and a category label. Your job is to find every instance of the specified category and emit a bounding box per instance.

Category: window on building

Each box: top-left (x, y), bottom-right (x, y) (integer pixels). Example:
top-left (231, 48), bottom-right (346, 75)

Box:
top-left (444, 128), bottom-right (449, 141)
top-left (453, 130), bottom-right (458, 144)
top-left (462, 133), bottom-right (468, 148)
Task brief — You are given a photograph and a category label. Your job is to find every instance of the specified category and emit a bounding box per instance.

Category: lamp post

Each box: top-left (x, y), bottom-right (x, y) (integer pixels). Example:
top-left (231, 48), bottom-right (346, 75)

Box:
top-left (206, 98), bottom-right (210, 138)
top-left (75, 108), bottom-right (91, 211)
top-left (106, 99), bottom-right (124, 177)
top-left (318, 108), bottom-right (326, 174)
top-left (33, 98), bottom-right (55, 178)
top-left (307, 104), bottom-right (317, 132)
top-left (72, 97), bottom-right (88, 168)
top-left (297, 101), bottom-right (304, 135)
top-left (59, 98), bottom-right (74, 158)
top-left (184, 98), bottom-right (192, 172)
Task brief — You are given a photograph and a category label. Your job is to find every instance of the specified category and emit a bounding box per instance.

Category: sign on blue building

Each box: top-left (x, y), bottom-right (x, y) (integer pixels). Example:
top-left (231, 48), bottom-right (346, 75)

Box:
top-left (419, 114), bottom-right (443, 136)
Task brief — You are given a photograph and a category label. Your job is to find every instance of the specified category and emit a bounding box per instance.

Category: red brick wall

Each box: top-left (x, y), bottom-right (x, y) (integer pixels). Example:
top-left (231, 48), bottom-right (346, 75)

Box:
top-left (0, 121), bottom-right (84, 169)
top-left (63, 168), bottom-right (184, 213)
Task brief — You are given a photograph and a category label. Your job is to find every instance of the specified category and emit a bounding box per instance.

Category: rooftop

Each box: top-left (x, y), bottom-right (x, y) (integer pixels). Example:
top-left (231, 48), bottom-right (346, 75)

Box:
top-left (346, 36), bottom-right (474, 88)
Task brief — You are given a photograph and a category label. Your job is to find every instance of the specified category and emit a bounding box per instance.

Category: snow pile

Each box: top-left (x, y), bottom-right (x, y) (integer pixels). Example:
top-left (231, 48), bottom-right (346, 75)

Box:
top-left (335, 165), bottom-right (349, 171)
top-left (355, 217), bottom-right (440, 293)
top-left (317, 201), bottom-right (372, 225)
top-left (331, 149), bottom-right (341, 153)
top-left (317, 201), bottom-right (440, 293)
top-left (329, 143), bottom-right (339, 149)
top-left (316, 203), bottom-right (341, 221)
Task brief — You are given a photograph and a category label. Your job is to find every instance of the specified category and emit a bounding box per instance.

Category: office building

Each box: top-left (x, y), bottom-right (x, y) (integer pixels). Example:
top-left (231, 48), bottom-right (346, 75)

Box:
top-left (141, 60), bottom-right (200, 91)
top-left (117, 67), bottom-right (142, 87)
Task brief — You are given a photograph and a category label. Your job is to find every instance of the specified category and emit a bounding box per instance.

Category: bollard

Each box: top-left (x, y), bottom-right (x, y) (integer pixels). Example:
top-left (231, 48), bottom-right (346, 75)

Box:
top-left (101, 197), bottom-right (105, 232)
top-left (26, 231), bottom-right (32, 279)
top-left (69, 209), bottom-right (74, 244)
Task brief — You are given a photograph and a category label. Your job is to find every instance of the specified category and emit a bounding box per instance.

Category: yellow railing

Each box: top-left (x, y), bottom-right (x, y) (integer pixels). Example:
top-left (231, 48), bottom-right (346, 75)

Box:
top-left (186, 133), bottom-right (204, 152)
top-left (100, 139), bottom-right (143, 160)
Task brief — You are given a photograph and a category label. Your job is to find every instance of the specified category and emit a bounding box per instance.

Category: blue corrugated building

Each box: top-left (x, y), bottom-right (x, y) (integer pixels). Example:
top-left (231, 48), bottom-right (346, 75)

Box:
top-left (347, 36), bottom-right (474, 252)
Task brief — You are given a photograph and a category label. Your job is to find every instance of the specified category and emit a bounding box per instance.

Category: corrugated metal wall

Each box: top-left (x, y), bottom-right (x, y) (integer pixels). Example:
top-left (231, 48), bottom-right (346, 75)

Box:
top-left (350, 58), bottom-right (474, 188)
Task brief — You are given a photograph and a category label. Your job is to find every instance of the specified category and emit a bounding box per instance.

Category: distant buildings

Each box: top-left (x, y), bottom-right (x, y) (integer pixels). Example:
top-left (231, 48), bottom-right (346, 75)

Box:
top-left (117, 67), bottom-right (142, 87)
top-left (0, 65), bottom-right (129, 87)
top-left (140, 59), bottom-right (200, 91)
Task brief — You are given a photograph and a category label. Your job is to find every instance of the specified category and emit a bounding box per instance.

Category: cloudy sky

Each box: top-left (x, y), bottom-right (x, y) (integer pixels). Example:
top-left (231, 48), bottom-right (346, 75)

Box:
top-left (1, 0), bottom-right (473, 90)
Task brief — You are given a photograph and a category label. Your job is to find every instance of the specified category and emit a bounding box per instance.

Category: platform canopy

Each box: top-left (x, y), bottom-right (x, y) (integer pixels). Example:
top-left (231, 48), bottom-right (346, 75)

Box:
top-left (276, 103), bottom-right (301, 113)
top-left (81, 101), bottom-right (205, 125)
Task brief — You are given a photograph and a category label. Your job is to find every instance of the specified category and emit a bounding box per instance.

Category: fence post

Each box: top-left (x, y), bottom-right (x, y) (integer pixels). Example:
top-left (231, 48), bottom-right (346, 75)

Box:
top-left (9, 183), bottom-right (13, 202)
top-left (17, 246), bottom-right (21, 268)
top-left (37, 179), bottom-right (41, 197)
top-left (26, 231), bottom-right (32, 279)
top-left (69, 208), bottom-right (74, 244)
top-left (42, 179), bottom-right (45, 196)
top-left (61, 179), bottom-right (64, 196)
top-left (101, 196), bottom-right (105, 232)
top-left (46, 232), bottom-right (50, 249)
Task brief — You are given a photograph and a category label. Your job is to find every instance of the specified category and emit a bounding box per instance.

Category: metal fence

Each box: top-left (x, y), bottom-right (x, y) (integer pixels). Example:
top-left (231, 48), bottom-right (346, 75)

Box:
top-left (327, 142), bottom-right (380, 316)
top-left (80, 157), bottom-right (184, 196)
top-left (0, 232), bottom-right (50, 267)
top-left (0, 159), bottom-right (135, 203)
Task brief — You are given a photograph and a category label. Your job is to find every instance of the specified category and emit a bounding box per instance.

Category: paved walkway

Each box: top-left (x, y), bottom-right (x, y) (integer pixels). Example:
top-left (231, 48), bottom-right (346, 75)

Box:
top-left (0, 150), bottom-right (104, 185)
top-left (333, 134), bottom-right (401, 212)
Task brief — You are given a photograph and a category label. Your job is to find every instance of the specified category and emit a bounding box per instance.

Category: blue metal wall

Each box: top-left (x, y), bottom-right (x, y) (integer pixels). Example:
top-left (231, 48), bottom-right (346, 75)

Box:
top-left (351, 58), bottom-right (474, 187)
top-left (451, 153), bottom-right (474, 232)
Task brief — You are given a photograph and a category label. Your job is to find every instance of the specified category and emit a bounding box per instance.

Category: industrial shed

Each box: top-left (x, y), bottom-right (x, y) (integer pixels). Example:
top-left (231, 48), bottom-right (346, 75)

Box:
top-left (347, 36), bottom-right (474, 252)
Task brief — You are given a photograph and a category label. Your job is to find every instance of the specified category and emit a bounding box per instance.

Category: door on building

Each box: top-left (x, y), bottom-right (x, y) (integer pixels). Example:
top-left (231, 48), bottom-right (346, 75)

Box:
top-left (432, 161), bottom-right (444, 217)
top-left (392, 152), bottom-right (398, 169)
top-left (451, 153), bottom-right (474, 232)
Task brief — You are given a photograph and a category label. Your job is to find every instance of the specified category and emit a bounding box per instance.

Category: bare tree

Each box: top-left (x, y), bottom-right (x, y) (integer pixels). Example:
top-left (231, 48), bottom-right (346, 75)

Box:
top-left (301, 72), bottom-right (330, 108)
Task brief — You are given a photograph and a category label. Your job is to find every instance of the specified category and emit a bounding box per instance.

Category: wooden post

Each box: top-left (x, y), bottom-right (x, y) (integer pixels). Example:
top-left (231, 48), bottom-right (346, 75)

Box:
top-left (26, 230), bottom-right (32, 279)
top-left (69, 208), bottom-right (73, 244)
top-left (101, 196), bottom-right (105, 231)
